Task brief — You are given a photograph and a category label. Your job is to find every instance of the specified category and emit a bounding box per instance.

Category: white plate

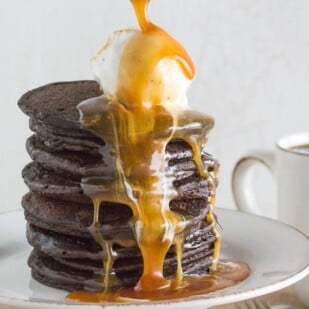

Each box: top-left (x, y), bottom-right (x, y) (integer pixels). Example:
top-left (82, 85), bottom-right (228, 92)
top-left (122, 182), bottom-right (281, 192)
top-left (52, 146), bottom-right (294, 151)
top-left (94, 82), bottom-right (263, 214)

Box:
top-left (0, 209), bottom-right (308, 309)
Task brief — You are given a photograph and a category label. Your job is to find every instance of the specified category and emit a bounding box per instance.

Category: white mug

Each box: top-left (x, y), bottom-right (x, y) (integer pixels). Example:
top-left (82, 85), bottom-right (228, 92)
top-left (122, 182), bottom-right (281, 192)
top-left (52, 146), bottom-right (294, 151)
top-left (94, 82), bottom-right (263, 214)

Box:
top-left (232, 132), bottom-right (309, 305)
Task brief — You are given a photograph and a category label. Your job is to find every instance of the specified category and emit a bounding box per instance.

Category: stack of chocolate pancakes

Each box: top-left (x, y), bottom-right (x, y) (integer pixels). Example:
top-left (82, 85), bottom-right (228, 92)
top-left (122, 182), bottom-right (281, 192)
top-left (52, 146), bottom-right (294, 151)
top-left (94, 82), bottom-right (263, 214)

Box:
top-left (19, 80), bottom-right (219, 291)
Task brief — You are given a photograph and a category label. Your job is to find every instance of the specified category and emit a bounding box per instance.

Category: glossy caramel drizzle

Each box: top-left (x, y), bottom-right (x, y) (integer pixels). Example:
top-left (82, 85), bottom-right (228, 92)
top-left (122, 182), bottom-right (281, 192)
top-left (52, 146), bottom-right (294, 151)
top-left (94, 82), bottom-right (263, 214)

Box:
top-left (131, 0), bottom-right (195, 77)
top-left (117, 0), bottom-right (195, 108)
top-left (76, 100), bottom-right (216, 293)
top-left (67, 0), bottom-right (227, 303)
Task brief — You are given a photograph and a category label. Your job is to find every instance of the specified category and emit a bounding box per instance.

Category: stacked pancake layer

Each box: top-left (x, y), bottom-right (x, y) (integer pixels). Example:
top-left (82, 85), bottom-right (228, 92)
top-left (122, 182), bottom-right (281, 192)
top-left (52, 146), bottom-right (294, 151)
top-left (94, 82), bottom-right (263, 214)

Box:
top-left (19, 81), bottom-right (219, 291)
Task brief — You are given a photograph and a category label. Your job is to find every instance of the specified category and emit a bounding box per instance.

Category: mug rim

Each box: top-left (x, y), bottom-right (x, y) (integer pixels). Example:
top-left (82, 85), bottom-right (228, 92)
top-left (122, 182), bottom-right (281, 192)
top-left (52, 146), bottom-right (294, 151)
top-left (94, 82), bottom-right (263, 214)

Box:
top-left (276, 132), bottom-right (309, 157)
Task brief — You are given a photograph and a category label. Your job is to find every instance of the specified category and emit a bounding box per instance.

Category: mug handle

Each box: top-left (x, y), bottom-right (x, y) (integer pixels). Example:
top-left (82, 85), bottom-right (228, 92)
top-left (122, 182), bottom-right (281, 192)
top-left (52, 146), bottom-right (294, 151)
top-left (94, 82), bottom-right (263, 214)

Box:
top-left (232, 150), bottom-right (276, 216)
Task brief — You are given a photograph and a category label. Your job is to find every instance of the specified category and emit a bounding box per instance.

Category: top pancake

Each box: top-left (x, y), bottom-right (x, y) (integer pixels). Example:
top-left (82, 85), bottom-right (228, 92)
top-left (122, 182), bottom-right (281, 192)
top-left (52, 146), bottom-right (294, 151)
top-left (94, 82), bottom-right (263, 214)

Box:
top-left (18, 80), bottom-right (102, 133)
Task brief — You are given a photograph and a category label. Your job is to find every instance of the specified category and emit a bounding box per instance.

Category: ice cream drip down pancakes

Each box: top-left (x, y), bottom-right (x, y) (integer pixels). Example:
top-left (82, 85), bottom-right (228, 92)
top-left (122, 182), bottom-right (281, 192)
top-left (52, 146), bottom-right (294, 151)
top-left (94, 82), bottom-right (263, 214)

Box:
top-left (19, 0), bottom-right (249, 303)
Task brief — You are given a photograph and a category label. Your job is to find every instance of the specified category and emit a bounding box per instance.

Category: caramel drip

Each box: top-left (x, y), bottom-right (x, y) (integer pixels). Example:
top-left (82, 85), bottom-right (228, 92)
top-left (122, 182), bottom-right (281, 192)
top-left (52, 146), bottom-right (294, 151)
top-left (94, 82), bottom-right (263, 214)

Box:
top-left (207, 165), bottom-right (221, 270)
top-left (67, 0), bottom-right (228, 303)
top-left (88, 199), bottom-right (119, 289)
top-left (75, 98), bottom-right (216, 292)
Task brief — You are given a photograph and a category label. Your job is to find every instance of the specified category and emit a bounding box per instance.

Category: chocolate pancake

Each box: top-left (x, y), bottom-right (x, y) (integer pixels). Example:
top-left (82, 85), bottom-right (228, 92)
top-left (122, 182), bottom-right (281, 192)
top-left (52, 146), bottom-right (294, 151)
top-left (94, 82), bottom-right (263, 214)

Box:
top-left (22, 192), bottom-right (210, 238)
top-left (27, 222), bottom-right (215, 262)
top-left (26, 135), bottom-right (104, 177)
top-left (18, 81), bottom-right (102, 134)
top-left (30, 118), bottom-right (102, 154)
top-left (22, 162), bottom-right (91, 204)
top-left (27, 215), bottom-right (215, 291)
top-left (22, 141), bottom-right (218, 204)
top-left (29, 247), bottom-right (214, 291)
top-left (19, 80), bottom-right (219, 292)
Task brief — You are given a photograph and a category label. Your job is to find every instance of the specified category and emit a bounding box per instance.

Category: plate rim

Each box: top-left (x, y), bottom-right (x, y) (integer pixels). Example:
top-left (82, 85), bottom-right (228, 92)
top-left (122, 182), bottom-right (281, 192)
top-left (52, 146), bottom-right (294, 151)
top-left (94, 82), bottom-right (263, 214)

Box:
top-left (0, 208), bottom-right (308, 308)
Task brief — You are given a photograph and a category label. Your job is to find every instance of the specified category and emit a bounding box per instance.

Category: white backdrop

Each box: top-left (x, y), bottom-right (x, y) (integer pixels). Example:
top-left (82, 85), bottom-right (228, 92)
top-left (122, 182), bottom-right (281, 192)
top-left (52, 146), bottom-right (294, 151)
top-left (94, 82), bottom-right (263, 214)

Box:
top-left (0, 0), bottom-right (308, 213)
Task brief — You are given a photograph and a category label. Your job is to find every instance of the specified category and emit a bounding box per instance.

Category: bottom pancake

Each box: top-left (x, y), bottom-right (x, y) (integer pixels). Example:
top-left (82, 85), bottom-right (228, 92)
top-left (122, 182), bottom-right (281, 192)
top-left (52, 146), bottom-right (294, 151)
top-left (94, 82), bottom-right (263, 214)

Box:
top-left (27, 222), bottom-right (215, 291)
top-left (29, 248), bottom-right (214, 292)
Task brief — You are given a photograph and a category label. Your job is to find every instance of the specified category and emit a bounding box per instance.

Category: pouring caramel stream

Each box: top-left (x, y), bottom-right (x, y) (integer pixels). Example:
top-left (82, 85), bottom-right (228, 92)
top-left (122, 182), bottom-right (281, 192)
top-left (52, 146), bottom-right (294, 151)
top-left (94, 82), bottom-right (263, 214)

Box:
top-left (67, 0), bottom-right (248, 303)
top-left (117, 0), bottom-right (195, 108)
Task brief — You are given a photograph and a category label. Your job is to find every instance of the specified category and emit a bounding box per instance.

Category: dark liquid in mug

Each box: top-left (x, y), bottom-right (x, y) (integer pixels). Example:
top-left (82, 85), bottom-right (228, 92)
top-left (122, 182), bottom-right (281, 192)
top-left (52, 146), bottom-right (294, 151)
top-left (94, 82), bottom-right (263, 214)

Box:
top-left (290, 144), bottom-right (309, 155)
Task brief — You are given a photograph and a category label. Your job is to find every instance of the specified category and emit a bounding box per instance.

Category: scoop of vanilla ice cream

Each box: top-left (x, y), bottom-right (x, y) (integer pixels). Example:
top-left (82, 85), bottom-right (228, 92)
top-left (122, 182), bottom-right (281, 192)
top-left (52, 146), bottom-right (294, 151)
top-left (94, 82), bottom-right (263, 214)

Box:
top-left (152, 58), bottom-right (191, 111)
top-left (92, 28), bottom-right (191, 111)
top-left (92, 29), bottom-right (137, 98)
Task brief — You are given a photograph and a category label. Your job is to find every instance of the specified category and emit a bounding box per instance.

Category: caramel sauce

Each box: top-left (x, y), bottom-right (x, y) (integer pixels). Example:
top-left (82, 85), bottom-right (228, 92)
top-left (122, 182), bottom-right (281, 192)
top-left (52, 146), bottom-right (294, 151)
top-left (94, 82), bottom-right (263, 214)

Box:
top-left (67, 0), bottom-right (249, 303)
top-left (117, 0), bottom-right (195, 108)
top-left (67, 260), bottom-right (249, 303)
